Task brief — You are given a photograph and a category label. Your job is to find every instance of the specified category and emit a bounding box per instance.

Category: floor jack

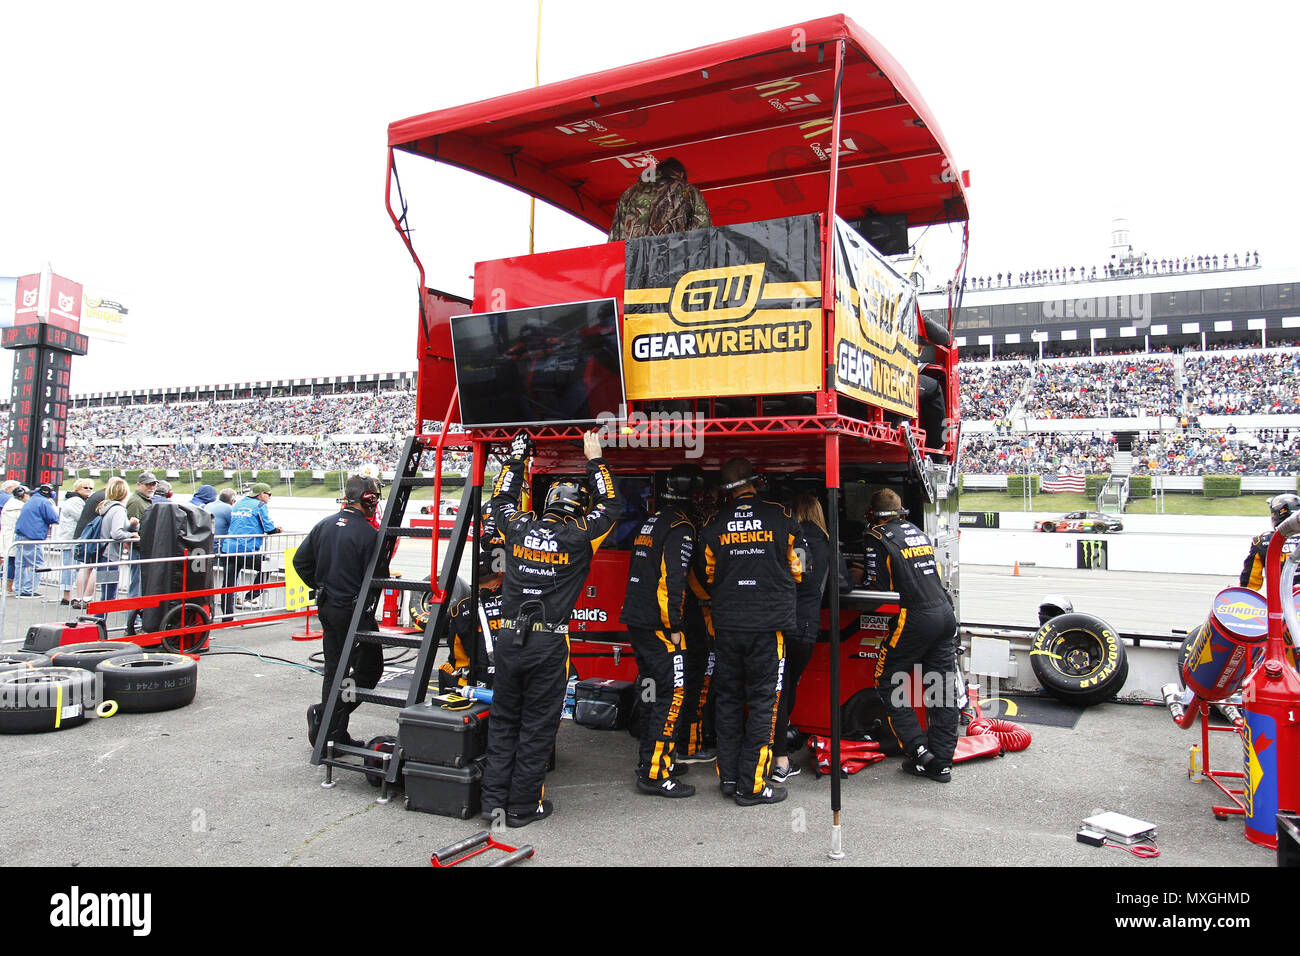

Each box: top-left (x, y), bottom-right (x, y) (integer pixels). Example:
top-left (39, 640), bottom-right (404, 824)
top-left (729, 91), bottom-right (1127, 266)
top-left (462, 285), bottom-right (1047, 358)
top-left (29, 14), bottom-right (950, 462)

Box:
top-left (430, 830), bottom-right (534, 867)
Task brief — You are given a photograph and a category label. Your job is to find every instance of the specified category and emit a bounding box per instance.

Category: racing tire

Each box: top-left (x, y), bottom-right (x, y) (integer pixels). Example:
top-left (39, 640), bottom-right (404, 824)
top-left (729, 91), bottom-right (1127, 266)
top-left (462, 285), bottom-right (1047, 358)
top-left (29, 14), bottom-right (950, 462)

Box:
top-left (96, 653), bottom-right (198, 713)
top-left (0, 666), bottom-right (97, 733)
top-left (1176, 624), bottom-right (1204, 690)
top-left (0, 651), bottom-right (52, 675)
top-left (1039, 522), bottom-right (1055, 533)
top-left (47, 641), bottom-right (141, 672)
top-left (160, 602), bottom-right (212, 655)
top-left (1030, 612), bottom-right (1128, 706)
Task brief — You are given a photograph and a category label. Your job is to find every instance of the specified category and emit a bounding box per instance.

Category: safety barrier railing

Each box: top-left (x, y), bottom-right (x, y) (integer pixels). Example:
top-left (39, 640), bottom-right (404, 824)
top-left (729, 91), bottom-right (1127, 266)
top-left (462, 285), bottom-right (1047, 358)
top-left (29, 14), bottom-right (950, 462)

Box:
top-left (0, 533), bottom-right (309, 647)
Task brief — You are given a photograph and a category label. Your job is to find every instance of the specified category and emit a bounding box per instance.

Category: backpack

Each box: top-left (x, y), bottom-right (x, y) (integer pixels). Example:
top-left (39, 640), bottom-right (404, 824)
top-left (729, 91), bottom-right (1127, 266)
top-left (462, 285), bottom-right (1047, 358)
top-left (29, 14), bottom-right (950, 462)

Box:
top-left (73, 512), bottom-right (107, 563)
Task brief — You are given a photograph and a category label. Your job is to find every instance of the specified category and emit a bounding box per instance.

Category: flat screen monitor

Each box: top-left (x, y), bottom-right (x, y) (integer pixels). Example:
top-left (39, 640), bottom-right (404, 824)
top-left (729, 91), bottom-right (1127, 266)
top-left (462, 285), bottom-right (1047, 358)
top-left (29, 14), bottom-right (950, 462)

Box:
top-left (451, 297), bottom-right (625, 428)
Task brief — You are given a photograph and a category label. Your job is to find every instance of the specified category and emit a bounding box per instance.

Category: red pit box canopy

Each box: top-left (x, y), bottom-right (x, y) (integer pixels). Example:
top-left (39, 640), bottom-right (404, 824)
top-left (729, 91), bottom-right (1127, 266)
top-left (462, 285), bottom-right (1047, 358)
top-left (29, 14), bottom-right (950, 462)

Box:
top-left (388, 14), bottom-right (968, 233)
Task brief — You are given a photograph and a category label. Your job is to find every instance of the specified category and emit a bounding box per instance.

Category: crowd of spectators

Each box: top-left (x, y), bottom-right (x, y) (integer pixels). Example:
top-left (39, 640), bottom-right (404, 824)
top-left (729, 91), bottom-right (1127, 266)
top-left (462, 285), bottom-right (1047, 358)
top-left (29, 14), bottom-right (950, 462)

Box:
top-left (71, 392), bottom-right (418, 442)
top-left (1183, 351), bottom-right (1300, 415)
top-left (961, 428), bottom-right (1298, 477)
top-left (960, 433), bottom-right (1116, 475)
top-left (958, 361), bottom-right (1032, 420)
top-left (1020, 358), bottom-right (1181, 419)
top-left (948, 250), bottom-right (1261, 291)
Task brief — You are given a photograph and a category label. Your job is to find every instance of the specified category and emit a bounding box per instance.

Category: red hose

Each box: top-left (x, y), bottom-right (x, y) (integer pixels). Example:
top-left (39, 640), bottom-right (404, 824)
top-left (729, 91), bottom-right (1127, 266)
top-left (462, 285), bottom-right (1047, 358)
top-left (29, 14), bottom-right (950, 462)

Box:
top-left (968, 716), bottom-right (1032, 752)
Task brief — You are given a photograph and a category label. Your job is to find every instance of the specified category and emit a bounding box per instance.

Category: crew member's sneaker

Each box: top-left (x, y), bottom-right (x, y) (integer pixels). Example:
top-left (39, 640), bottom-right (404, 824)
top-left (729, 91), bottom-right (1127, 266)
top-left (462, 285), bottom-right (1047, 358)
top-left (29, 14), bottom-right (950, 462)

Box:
top-left (771, 762), bottom-right (801, 783)
top-left (306, 704), bottom-right (322, 747)
top-left (668, 762), bottom-right (689, 778)
top-left (735, 785), bottom-right (787, 806)
top-left (507, 799), bottom-right (554, 828)
top-left (637, 777), bottom-right (695, 798)
top-left (678, 748), bottom-right (717, 764)
top-left (900, 759), bottom-right (952, 783)
top-left (719, 779), bottom-right (737, 797)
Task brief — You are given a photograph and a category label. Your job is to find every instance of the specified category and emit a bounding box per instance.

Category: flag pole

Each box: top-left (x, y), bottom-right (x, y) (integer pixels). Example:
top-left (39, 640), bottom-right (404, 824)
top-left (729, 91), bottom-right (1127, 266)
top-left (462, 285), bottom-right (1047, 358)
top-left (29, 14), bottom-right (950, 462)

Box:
top-left (528, 0), bottom-right (542, 255)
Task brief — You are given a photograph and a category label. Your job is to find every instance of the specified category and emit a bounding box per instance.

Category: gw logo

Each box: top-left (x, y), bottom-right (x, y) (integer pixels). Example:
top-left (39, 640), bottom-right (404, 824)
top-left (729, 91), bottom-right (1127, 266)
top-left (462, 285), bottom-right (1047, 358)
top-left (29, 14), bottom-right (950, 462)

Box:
top-left (669, 264), bottom-right (766, 327)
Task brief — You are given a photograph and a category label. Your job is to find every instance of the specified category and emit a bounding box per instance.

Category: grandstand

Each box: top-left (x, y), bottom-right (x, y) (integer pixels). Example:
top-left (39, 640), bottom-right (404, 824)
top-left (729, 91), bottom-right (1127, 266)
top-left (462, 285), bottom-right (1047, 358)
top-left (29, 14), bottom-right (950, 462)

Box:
top-left (0, 305), bottom-right (1293, 491)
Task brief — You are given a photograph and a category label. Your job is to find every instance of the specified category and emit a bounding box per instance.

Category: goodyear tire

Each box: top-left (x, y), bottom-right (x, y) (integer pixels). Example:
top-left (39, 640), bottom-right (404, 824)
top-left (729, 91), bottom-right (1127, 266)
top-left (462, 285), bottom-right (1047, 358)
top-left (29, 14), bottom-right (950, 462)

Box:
top-left (47, 641), bottom-right (141, 672)
top-left (1177, 625), bottom-right (1203, 689)
top-left (1030, 612), bottom-right (1128, 705)
top-left (1040, 522), bottom-right (1055, 533)
top-left (96, 653), bottom-right (198, 713)
top-left (0, 651), bottom-right (52, 675)
top-left (0, 666), bottom-right (97, 733)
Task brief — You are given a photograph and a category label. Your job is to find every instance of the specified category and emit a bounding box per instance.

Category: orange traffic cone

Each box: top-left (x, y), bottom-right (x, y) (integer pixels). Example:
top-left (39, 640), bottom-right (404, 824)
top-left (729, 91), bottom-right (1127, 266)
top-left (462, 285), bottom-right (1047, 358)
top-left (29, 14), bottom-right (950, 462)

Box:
top-left (1012, 561), bottom-right (1020, 576)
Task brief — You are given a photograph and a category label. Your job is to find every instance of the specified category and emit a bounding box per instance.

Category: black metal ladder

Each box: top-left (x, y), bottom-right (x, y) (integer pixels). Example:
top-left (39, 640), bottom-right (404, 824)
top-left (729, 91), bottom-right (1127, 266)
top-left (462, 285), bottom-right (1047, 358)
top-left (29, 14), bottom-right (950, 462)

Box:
top-left (310, 434), bottom-right (481, 794)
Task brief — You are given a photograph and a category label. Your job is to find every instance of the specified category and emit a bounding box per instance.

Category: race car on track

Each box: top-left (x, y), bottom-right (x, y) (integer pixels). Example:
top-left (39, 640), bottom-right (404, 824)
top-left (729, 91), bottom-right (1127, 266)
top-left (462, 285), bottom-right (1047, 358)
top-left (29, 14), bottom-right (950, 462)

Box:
top-left (1034, 511), bottom-right (1124, 533)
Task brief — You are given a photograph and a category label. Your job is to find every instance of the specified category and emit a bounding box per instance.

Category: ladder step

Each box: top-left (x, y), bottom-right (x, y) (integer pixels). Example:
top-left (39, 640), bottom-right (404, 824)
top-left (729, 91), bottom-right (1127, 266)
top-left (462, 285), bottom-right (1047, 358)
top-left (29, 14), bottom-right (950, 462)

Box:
top-left (354, 685), bottom-right (410, 707)
top-left (398, 476), bottom-right (443, 487)
top-left (355, 629), bottom-right (425, 649)
top-left (384, 526), bottom-right (435, 538)
top-left (371, 578), bottom-right (434, 592)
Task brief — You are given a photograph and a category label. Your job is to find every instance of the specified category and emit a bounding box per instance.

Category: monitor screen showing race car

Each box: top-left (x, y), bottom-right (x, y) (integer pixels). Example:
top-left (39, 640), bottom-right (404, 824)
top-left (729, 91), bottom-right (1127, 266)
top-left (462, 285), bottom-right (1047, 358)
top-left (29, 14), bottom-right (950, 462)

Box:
top-left (451, 298), bottom-right (626, 428)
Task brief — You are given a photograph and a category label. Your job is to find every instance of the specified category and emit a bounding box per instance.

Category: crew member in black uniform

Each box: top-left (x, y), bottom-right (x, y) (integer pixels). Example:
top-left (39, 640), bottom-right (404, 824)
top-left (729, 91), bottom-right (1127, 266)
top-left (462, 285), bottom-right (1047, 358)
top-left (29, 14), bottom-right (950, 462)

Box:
top-left (676, 477), bottom-right (719, 763)
top-left (482, 430), bottom-right (620, 827)
top-left (863, 487), bottom-right (958, 783)
top-left (295, 475), bottom-right (382, 749)
top-left (620, 465), bottom-right (704, 797)
top-left (440, 545), bottom-right (504, 693)
top-left (1240, 493), bottom-right (1300, 590)
top-left (701, 457), bottom-right (803, 806)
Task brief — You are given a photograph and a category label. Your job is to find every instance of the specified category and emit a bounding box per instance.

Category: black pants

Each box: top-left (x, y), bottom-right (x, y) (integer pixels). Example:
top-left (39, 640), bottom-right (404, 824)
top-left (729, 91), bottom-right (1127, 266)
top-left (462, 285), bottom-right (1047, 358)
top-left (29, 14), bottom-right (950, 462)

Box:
top-left (318, 601), bottom-right (383, 741)
top-left (873, 601), bottom-right (959, 765)
top-left (225, 551), bottom-right (262, 604)
top-left (218, 554), bottom-right (238, 619)
top-left (713, 629), bottom-right (785, 796)
top-left (482, 629), bottom-right (569, 814)
top-left (630, 628), bottom-right (686, 781)
top-left (773, 637), bottom-right (815, 759)
top-left (676, 607), bottom-right (715, 755)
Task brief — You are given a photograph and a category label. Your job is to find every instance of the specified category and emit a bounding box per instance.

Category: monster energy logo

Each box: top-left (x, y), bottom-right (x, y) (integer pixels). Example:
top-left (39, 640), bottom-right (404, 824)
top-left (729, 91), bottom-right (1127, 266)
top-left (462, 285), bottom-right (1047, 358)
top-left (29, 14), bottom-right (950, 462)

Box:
top-left (1078, 539), bottom-right (1106, 570)
top-left (958, 511), bottom-right (999, 529)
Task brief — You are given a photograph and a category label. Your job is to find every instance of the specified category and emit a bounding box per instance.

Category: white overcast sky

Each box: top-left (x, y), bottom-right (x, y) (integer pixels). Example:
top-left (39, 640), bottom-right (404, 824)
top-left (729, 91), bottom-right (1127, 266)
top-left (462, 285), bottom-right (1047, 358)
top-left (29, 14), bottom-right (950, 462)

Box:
top-left (1, 0), bottom-right (1296, 394)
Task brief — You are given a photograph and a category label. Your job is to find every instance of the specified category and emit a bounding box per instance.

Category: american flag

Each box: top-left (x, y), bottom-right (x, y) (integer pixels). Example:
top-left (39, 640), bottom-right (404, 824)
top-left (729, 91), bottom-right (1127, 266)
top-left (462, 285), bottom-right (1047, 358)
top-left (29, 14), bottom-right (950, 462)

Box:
top-left (1041, 474), bottom-right (1086, 493)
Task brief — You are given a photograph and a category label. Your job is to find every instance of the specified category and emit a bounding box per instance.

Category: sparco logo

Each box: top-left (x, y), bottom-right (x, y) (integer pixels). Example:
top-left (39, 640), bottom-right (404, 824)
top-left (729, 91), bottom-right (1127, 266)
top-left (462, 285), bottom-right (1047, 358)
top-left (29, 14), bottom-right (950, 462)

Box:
top-left (570, 608), bottom-right (607, 622)
top-left (50, 886), bottom-right (152, 936)
top-left (670, 264), bottom-right (766, 327)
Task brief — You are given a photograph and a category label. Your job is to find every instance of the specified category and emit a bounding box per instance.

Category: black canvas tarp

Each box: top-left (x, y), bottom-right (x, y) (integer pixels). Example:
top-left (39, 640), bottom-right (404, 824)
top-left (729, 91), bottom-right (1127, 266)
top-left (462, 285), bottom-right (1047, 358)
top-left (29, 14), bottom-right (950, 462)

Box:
top-left (138, 502), bottom-right (215, 633)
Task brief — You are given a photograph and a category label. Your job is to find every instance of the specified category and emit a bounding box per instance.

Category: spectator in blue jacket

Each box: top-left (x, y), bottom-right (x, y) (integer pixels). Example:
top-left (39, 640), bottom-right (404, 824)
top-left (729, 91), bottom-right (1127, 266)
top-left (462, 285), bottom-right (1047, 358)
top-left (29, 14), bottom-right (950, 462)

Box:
top-left (190, 485), bottom-right (217, 511)
top-left (205, 488), bottom-right (237, 619)
top-left (15, 484), bottom-right (60, 597)
top-left (227, 483), bottom-right (282, 608)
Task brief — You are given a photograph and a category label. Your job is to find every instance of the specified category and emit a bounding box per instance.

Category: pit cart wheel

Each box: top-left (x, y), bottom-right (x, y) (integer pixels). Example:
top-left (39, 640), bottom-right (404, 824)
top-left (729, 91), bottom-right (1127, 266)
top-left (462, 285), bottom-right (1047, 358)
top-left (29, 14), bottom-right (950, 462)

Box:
top-left (1039, 522), bottom-right (1055, 533)
top-left (0, 667), bottom-right (97, 733)
top-left (0, 651), bottom-right (52, 675)
top-left (47, 641), bottom-right (140, 672)
top-left (125, 609), bottom-right (146, 639)
top-left (160, 602), bottom-right (212, 654)
top-left (95, 653), bottom-right (198, 713)
top-left (1030, 612), bottom-right (1128, 706)
top-left (363, 735), bottom-right (399, 788)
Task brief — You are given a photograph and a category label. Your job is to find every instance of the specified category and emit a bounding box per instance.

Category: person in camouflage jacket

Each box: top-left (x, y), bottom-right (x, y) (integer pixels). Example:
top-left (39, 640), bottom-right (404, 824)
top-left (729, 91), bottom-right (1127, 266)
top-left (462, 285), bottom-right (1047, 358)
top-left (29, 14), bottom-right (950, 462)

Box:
top-left (607, 157), bottom-right (711, 241)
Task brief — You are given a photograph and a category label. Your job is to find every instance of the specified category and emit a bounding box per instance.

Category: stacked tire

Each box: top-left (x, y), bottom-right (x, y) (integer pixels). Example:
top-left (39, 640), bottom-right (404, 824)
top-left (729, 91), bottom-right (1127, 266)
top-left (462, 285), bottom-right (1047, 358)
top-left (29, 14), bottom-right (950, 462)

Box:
top-left (97, 653), bottom-right (198, 713)
top-left (0, 667), bottom-right (98, 733)
top-left (0, 643), bottom-right (199, 733)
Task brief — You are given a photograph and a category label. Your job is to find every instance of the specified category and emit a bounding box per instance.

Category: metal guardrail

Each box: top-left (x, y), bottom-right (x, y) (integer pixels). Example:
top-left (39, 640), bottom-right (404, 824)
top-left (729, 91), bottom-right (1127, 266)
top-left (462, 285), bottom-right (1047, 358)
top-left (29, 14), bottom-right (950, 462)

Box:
top-left (0, 533), bottom-right (308, 647)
